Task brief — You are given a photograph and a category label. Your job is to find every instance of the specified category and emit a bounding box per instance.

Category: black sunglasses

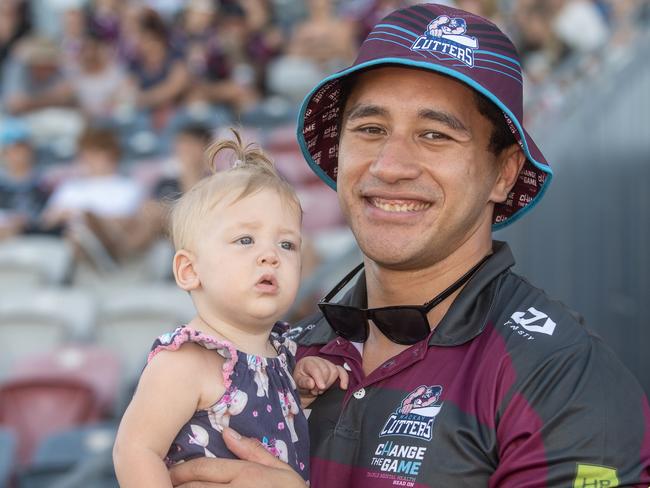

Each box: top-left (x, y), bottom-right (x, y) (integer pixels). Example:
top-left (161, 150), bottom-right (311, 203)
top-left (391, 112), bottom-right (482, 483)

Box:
top-left (318, 255), bottom-right (490, 345)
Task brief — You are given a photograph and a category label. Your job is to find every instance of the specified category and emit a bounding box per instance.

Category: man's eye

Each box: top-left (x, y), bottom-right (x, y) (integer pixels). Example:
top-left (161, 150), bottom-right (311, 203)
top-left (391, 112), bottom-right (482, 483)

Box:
top-left (353, 125), bottom-right (384, 135)
top-left (422, 131), bottom-right (449, 140)
top-left (280, 241), bottom-right (296, 251)
top-left (237, 236), bottom-right (254, 245)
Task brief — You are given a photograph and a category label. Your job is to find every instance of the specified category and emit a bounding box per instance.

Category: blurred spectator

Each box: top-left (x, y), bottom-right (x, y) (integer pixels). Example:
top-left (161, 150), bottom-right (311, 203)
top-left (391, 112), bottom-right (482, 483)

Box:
top-left (142, 0), bottom-right (185, 20)
top-left (0, 119), bottom-right (50, 239)
top-left (1, 37), bottom-right (75, 116)
top-left (268, 0), bottom-right (356, 104)
top-left (287, 0), bottom-right (356, 71)
top-left (179, 1), bottom-right (271, 115)
top-left (124, 8), bottom-right (189, 130)
top-left (455, 0), bottom-right (499, 19)
top-left (52, 0), bottom-right (89, 73)
top-left (116, 2), bottom-right (144, 64)
top-left (552, 0), bottom-right (610, 54)
top-left (41, 126), bottom-right (144, 259)
top-left (340, 0), bottom-right (413, 44)
top-left (119, 122), bottom-right (213, 256)
top-left (88, 0), bottom-right (123, 42)
top-left (0, 0), bottom-right (31, 77)
top-left (511, 0), bottom-right (565, 83)
top-left (68, 32), bottom-right (127, 120)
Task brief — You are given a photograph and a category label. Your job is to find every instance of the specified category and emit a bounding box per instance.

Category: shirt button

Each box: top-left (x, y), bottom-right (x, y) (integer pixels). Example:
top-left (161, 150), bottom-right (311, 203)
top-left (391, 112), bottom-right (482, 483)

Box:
top-left (353, 388), bottom-right (366, 399)
top-left (343, 362), bottom-right (351, 371)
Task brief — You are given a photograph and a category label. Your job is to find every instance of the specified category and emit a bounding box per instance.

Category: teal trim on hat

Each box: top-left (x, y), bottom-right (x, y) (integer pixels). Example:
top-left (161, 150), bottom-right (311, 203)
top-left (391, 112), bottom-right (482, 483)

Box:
top-left (297, 57), bottom-right (553, 230)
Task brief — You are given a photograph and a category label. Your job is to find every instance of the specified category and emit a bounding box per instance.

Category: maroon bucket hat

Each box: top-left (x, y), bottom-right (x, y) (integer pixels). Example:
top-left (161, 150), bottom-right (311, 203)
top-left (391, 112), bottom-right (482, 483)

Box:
top-left (297, 3), bottom-right (553, 229)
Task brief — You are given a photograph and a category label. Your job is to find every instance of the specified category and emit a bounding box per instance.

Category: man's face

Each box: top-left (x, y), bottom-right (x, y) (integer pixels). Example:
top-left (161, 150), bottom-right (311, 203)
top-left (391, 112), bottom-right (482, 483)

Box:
top-left (337, 67), bottom-right (513, 270)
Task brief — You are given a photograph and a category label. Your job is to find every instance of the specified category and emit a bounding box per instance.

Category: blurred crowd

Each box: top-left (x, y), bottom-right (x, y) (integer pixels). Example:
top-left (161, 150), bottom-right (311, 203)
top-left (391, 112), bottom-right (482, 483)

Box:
top-left (0, 0), bottom-right (649, 271)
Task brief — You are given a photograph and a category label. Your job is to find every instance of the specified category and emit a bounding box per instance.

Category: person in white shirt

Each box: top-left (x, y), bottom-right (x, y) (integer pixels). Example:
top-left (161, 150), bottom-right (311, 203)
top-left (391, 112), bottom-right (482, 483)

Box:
top-left (42, 126), bottom-right (144, 261)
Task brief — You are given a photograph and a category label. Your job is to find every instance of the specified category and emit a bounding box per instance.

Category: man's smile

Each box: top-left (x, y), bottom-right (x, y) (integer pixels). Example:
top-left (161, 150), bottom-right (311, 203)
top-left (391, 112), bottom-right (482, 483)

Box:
top-left (368, 197), bottom-right (432, 213)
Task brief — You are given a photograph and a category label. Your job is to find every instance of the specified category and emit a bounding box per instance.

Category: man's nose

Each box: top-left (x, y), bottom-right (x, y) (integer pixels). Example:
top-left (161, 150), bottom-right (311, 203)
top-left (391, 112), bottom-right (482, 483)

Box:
top-left (369, 133), bottom-right (422, 183)
top-left (257, 247), bottom-right (279, 267)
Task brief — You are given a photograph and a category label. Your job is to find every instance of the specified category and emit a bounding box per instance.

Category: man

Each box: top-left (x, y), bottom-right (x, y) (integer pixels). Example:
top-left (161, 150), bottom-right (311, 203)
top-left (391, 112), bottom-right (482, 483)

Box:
top-left (170, 3), bottom-right (650, 487)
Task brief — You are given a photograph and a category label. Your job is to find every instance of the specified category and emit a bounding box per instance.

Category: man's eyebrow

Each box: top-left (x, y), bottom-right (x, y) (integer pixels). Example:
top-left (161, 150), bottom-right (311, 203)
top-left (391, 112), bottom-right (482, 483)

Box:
top-left (344, 104), bottom-right (470, 134)
top-left (418, 108), bottom-right (470, 134)
top-left (345, 104), bottom-right (388, 121)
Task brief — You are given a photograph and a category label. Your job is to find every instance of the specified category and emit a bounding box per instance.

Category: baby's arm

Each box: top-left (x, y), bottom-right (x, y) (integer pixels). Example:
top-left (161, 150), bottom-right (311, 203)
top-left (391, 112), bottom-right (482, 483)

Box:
top-left (294, 356), bottom-right (349, 408)
top-left (113, 343), bottom-right (221, 488)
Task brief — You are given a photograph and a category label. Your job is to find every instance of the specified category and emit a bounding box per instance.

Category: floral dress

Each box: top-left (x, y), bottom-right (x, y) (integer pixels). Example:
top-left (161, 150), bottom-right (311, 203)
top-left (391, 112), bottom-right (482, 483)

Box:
top-left (147, 325), bottom-right (309, 482)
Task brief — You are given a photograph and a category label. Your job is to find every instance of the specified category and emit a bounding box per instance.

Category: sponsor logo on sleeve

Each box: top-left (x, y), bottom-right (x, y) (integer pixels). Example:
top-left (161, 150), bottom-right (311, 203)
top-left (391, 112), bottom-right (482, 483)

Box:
top-left (505, 307), bottom-right (557, 341)
top-left (574, 463), bottom-right (619, 487)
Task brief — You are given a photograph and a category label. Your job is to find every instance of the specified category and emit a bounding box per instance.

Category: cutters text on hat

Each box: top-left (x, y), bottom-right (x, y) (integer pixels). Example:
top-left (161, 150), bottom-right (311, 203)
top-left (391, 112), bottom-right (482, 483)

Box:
top-left (297, 2), bottom-right (553, 229)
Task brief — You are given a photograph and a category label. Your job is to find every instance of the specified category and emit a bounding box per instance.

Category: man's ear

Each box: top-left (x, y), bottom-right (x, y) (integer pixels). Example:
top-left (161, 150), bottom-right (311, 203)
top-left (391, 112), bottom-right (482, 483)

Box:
top-left (173, 249), bottom-right (200, 291)
top-left (490, 145), bottom-right (526, 203)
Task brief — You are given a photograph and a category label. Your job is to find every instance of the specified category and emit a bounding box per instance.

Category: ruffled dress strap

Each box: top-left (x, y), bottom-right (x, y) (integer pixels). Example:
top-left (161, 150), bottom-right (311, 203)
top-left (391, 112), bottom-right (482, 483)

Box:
top-left (148, 326), bottom-right (240, 389)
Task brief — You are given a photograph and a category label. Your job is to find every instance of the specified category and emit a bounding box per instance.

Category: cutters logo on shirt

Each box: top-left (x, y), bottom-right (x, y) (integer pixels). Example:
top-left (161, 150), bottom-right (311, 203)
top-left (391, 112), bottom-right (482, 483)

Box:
top-left (411, 15), bottom-right (479, 67)
top-left (379, 385), bottom-right (444, 442)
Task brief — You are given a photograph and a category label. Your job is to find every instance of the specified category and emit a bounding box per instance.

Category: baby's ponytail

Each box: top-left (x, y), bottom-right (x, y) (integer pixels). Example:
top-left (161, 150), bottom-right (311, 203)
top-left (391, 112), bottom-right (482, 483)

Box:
top-left (206, 128), bottom-right (277, 178)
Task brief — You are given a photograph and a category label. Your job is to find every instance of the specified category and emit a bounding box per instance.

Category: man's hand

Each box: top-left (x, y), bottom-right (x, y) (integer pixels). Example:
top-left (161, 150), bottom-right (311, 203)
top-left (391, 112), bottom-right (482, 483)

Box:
top-left (294, 356), bottom-right (349, 408)
top-left (169, 427), bottom-right (307, 487)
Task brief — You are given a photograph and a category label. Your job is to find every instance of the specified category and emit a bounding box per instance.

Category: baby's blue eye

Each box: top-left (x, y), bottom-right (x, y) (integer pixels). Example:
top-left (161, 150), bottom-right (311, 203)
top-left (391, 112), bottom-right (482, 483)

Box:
top-left (280, 241), bottom-right (296, 251)
top-left (238, 236), bottom-right (253, 245)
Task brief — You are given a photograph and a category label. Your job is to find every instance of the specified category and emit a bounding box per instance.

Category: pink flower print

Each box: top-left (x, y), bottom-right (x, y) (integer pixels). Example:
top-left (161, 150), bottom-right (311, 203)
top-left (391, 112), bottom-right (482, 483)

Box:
top-left (300, 462), bottom-right (305, 471)
top-left (266, 404), bottom-right (272, 413)
top-left (278, 422), bottom-right (285, 430)
top-left (253, 410), bottom-right (258, 417)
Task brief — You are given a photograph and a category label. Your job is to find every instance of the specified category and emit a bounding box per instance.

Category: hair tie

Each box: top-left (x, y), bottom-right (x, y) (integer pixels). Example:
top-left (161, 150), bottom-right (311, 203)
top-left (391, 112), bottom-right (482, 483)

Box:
top-left (232, 159), bottom-right (245, 169)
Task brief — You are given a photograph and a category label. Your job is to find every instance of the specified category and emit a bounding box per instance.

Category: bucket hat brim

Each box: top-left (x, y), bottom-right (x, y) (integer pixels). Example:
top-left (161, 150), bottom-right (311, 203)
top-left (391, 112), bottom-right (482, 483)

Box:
top-left (296, 4), bottom-right (553, 230)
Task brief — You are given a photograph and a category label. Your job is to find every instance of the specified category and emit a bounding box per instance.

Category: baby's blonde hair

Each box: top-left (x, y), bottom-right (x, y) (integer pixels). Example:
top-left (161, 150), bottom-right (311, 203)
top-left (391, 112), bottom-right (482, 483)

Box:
top-left (169, 129), bottom-right (302, 251)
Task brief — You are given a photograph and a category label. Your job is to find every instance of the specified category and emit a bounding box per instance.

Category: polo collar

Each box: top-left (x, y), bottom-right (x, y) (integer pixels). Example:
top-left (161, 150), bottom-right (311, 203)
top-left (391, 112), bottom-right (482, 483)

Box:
top-left (296, 241), bottom-right (515, 347)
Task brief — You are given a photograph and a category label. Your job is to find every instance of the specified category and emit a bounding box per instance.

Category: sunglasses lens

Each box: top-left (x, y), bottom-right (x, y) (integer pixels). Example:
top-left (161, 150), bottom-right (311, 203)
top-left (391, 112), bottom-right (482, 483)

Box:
top-left (319, 304), bottom-right (368, 342)
top-left (373, 309), bottom-right (430, 345)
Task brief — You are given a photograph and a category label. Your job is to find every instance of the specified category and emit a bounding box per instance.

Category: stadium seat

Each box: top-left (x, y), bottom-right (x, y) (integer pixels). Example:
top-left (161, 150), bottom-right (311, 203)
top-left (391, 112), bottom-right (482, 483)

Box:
top-left (0, 427), bottom-right (17, 488)
top-left (8, 346), bottom-right (121, 419)
top-left (18, 422), bottom-right (117, 488)
top-left (0, 377), bottom-right (100, 466)
top-left (0, 288), bottom-right (96, 377)
top-left (0, 236), bottom-right (74, 289)
top-left (95, 284), bottom-right (195, 379)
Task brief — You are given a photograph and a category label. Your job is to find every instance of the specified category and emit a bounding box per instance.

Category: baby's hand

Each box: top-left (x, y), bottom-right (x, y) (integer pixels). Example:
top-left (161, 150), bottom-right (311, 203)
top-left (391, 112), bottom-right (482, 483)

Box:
top-left (294, 357), bottom-right (349, 408)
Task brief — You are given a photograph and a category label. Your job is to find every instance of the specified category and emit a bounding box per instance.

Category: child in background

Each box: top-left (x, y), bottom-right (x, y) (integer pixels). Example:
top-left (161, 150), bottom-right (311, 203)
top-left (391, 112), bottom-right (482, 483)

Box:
top-left (0, 118), bottom-right (49, 239)
top-left (113, 130), bottom-right (347, 487)
top-left (40, 126), bottom-right (144, 263)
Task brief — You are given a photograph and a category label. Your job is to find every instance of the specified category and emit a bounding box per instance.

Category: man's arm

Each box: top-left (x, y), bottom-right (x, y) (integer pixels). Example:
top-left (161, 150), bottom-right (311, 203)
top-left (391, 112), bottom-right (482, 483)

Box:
top-left (491, 336), bottom-right (650, 487)
top-left (169, 427), bottom-right (307, 488)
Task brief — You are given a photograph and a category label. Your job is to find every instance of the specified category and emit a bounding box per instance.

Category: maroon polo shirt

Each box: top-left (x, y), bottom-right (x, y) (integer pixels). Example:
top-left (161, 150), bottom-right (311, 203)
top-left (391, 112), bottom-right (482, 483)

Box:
top-left (295, 242), bottom-right (650, 487)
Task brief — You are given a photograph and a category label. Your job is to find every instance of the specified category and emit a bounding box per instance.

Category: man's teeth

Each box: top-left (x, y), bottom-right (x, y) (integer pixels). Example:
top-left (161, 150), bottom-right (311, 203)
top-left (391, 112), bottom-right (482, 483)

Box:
top-left (371, 198), bottom-right (431, 212)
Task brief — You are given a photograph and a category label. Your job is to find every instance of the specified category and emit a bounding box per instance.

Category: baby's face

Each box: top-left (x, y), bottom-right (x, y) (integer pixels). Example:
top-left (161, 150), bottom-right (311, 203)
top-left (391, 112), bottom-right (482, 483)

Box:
top-left (192, 188), bottom-right (302, 331)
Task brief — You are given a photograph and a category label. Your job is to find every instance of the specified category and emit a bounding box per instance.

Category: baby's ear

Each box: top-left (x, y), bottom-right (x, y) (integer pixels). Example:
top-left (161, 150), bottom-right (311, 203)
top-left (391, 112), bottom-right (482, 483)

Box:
top-left (173, 250), bottom-right (200, 291)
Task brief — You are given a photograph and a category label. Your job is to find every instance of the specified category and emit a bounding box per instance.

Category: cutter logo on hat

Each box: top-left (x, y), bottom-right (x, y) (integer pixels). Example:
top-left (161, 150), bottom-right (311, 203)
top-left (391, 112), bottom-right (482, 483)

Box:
top-left (411, 15), bottom-right (479, 67)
